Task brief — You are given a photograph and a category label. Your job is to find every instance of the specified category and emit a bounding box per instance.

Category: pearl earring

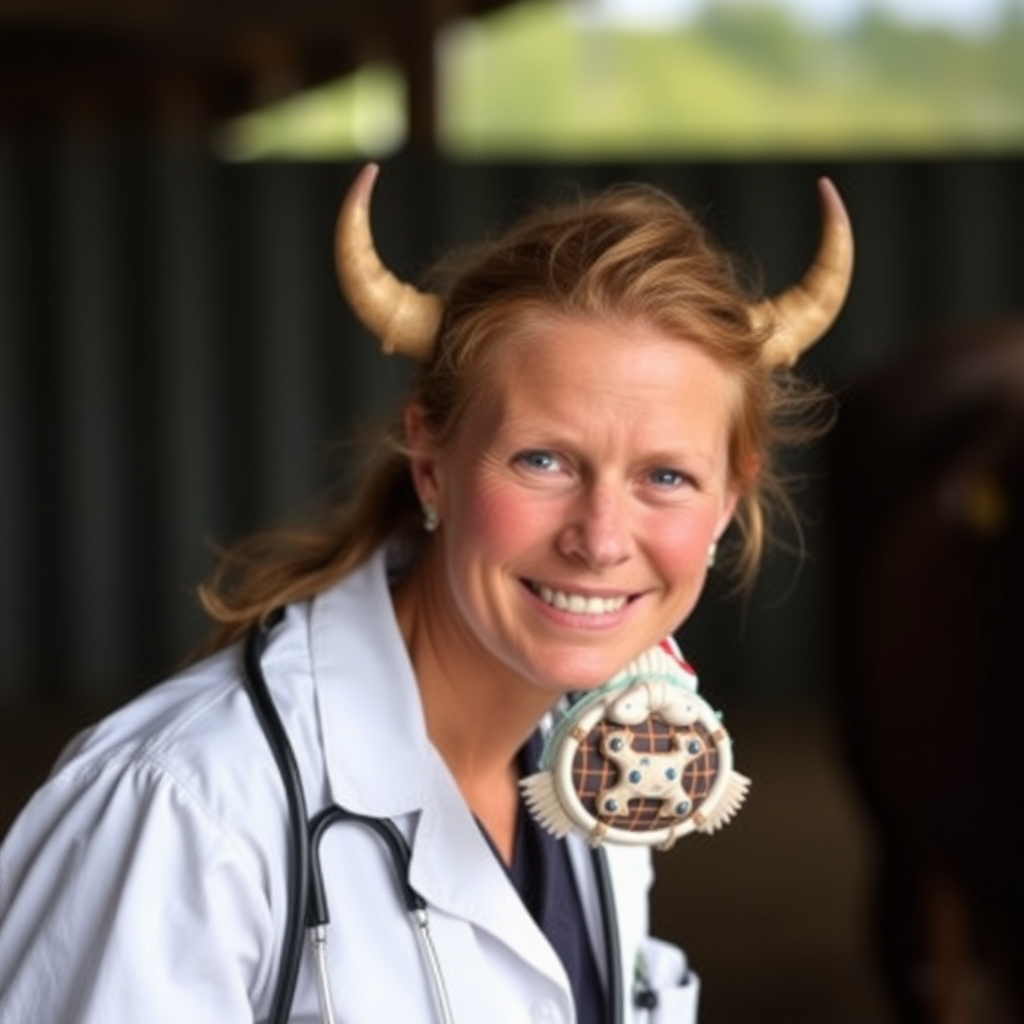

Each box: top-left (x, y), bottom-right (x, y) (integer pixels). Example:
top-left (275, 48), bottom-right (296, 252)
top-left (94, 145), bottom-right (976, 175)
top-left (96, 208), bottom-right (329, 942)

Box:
top-left (707, 541), bottom-right (718, 568)
top-left (422, 503), bottom-right (440, 533)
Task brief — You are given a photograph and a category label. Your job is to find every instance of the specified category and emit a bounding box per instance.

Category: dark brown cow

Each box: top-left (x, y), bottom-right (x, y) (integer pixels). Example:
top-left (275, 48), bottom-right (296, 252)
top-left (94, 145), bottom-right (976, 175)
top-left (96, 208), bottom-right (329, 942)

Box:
top-left (827, 319), bottom-right (1024, 1024)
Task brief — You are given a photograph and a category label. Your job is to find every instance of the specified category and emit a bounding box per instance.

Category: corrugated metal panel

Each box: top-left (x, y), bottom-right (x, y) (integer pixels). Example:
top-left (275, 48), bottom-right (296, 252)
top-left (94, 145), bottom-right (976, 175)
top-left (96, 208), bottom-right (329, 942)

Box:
top-left (1, 146), bottom-right (1022, 706)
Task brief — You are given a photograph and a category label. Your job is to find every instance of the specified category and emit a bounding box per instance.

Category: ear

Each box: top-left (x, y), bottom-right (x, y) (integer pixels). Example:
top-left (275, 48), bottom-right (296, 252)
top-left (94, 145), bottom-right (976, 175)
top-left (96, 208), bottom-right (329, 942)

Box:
top-left (404, 401), bottom-right (442, 508)
top-left (715, 453), bottom-right (759, 540)
top-left (714, 487), bottom-right (741, 542)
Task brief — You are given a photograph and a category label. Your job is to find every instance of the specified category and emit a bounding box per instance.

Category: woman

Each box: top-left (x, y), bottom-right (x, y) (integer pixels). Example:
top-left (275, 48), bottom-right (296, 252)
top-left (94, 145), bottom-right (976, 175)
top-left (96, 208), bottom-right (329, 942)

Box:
top-left (0, 163), bottom-right (852, 1024)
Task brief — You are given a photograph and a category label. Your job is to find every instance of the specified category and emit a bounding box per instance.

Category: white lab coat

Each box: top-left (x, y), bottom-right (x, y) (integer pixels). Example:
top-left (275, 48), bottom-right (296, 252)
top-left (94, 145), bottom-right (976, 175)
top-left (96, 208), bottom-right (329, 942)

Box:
top-left (0, 546), bottom-right (699, 1024)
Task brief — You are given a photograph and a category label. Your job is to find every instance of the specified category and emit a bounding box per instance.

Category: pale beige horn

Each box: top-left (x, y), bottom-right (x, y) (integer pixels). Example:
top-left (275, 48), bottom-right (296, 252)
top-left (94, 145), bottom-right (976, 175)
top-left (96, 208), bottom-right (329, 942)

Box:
top-left (337, 165), bottom-right (853, 367)
top-left (753, 177), bottom-right (855, 368)
top-left (335, 162), bottom-right (443, 360)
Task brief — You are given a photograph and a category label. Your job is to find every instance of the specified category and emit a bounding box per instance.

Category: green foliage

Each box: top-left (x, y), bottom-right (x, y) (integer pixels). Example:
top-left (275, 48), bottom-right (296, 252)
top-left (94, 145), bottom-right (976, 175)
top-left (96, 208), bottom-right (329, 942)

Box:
top-left (223, 0), bottom-right (1024, 160)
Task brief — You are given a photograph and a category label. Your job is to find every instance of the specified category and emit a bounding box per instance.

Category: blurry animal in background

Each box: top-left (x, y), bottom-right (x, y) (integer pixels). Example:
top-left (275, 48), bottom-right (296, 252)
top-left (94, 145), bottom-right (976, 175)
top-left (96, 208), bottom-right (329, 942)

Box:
top-left (827, 318), bottom-right (1024, 1024)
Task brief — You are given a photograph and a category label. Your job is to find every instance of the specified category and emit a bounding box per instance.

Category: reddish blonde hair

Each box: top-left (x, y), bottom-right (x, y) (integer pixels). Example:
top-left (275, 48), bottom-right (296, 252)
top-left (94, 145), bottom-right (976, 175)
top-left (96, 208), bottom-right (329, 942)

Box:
top-left (199, 182), bottom-right (829, 651)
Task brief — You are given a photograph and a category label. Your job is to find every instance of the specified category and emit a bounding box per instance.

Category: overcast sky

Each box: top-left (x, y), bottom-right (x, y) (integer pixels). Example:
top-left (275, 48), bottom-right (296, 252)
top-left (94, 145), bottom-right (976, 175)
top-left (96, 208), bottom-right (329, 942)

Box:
top-left (586, 0), bottom-right (1016, 32)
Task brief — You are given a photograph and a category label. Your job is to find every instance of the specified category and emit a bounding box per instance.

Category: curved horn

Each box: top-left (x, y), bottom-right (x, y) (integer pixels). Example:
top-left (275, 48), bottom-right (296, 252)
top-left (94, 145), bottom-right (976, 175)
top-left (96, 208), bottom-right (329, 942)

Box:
top-left (334, 162), bottom-right (443, 360)
top-left (753, 177), bottom-right (854, 369)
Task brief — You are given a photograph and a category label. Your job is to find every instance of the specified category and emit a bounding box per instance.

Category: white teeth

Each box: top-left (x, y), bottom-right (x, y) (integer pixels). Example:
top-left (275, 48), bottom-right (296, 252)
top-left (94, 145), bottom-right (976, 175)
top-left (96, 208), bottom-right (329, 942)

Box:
top-left (536, 585), bottom-right (627, 615)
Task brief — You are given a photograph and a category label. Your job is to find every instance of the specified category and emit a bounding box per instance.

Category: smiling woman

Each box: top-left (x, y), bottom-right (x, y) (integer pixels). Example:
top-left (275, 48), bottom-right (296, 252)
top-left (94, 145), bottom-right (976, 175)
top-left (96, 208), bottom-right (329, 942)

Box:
top-left (0, 161), bottom-right (852, 1024)
top-left (397, 319), bottom-right (740, 700)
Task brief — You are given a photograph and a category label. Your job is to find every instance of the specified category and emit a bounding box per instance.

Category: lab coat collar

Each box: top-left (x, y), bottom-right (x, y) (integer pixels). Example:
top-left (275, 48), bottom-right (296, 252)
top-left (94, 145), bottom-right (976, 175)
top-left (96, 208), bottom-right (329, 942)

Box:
top-left (310, 544), bottom-right (432, 819)
top-left (409, 759), bottom-right (571, 988)
top-left (309, 546), bottom-right (572, 989)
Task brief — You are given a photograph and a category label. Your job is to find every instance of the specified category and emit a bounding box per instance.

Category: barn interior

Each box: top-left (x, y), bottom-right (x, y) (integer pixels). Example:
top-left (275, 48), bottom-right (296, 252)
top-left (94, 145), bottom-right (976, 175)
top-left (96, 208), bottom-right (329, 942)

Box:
top-left (1, 2), bottom-right (1022, 1021)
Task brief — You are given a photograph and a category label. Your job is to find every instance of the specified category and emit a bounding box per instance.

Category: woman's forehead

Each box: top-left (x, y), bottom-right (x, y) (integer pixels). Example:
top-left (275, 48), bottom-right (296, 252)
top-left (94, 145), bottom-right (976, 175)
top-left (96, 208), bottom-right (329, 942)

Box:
top-left (486, 316), bottom-right (737, 396)
top-left (456, 318), bottom-right (740, 451)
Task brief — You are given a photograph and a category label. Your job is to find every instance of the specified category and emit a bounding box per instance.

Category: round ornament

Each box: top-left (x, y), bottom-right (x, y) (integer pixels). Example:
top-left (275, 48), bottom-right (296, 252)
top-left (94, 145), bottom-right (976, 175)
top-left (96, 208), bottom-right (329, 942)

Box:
top-left (521, 643), bottom-right (750, 850)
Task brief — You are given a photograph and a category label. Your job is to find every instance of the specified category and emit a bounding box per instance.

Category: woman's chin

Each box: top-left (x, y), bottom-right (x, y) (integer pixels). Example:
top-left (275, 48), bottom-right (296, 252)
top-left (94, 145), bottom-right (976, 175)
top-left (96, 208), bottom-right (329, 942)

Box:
top-left (527, 650), bottom-right (636, 695)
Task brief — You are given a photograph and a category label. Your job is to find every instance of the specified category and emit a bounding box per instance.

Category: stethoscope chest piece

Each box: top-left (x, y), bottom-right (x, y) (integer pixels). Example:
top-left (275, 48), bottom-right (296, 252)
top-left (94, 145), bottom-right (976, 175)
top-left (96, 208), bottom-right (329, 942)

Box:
top-left (521, 643), bottom-right (750, 850)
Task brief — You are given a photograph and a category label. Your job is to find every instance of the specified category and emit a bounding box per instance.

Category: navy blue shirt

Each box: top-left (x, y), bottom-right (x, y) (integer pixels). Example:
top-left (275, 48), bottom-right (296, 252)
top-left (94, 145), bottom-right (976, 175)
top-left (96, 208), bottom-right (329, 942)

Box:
top-left (488, 733), bottom-right (608, 1024)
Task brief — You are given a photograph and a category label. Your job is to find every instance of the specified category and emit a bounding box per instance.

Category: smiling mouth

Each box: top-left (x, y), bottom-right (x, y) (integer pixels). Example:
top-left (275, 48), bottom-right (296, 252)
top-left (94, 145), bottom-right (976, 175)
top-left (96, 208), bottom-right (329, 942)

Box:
top-left (528, 582), bottom-right (630, 615)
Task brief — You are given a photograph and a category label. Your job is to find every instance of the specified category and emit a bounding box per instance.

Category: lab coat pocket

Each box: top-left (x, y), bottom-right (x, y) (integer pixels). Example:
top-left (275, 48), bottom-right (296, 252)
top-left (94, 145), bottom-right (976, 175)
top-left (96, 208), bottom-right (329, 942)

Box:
top-left (637, 975), bottom-right (700, 1024)
top-left (634, 938), bottom-right (700, 1024)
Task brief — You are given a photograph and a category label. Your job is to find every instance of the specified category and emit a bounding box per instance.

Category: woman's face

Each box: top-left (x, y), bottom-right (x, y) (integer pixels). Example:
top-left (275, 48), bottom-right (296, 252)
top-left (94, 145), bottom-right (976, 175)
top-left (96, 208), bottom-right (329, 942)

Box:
top-left (408, 317), bottom-right (741, 697)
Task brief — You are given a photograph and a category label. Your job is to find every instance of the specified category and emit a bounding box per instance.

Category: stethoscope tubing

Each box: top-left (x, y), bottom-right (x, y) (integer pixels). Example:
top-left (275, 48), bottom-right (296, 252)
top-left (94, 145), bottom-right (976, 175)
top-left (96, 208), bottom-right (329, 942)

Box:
top-left (243, 613), bottom-right (457, 1024)
top-left (307, 806), bottom-right (457, 1024)
top-left (243, 610), bottom-right (308, 1024)
top-left (241, 613), bottom-right (624, 1024)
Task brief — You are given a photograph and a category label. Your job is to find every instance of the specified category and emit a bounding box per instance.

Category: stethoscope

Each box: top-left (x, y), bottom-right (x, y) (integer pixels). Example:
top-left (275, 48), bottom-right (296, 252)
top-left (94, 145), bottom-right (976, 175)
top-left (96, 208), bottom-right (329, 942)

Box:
top-left (241, 610), bottom-right (639, 1024)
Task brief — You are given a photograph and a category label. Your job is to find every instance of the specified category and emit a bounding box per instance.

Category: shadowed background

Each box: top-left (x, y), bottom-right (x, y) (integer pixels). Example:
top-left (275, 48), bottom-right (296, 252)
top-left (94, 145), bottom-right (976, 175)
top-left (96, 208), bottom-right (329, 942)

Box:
top-left (2, 2), bottom-right (1023, 1021)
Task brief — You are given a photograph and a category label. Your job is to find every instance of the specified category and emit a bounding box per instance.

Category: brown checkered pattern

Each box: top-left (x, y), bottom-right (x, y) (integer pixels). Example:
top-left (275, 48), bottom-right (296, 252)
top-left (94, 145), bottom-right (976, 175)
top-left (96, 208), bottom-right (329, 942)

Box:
top-left (571, 718), bottom-right (720, 832)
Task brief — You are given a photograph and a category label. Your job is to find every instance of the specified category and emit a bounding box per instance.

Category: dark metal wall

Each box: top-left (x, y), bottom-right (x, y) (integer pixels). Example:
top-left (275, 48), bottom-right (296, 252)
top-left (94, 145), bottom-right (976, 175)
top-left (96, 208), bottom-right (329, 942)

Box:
top-left (1, 145), bottom-right (1022, 708)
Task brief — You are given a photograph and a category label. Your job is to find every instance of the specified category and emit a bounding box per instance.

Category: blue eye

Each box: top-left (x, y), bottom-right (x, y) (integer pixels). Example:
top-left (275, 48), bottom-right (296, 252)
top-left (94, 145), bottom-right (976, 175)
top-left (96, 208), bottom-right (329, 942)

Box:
top-left (517, 450), bottom-right (561, 472)
top-left (649, 468), bottom-right (687, 488)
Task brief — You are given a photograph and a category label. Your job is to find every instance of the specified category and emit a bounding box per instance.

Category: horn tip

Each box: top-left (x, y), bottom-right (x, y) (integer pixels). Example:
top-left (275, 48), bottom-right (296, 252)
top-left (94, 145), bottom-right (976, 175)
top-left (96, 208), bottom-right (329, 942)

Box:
top-left (350, 161), bottom-right (381, 207)
top-left (815, 175), bottom-right (852, 231)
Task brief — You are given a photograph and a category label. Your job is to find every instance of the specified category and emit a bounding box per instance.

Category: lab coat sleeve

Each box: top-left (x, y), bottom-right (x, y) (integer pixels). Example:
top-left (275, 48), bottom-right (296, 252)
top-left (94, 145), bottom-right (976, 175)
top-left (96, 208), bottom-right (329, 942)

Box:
top-left (0, 750), bottom-right (274, 1024)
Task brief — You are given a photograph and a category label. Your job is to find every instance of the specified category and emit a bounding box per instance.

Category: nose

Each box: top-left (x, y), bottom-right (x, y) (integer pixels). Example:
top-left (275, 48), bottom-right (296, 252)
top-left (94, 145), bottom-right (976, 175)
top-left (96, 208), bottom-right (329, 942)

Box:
top-left (557, 484), bottom-right (635, 569)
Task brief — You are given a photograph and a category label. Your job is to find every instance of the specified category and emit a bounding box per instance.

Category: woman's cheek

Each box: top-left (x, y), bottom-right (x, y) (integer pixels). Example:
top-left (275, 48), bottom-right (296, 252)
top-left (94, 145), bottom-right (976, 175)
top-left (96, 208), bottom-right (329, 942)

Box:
top-left (647, 507), bottom-right (720, 579)
top-left (454, 477), bottom-right (548, 556)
